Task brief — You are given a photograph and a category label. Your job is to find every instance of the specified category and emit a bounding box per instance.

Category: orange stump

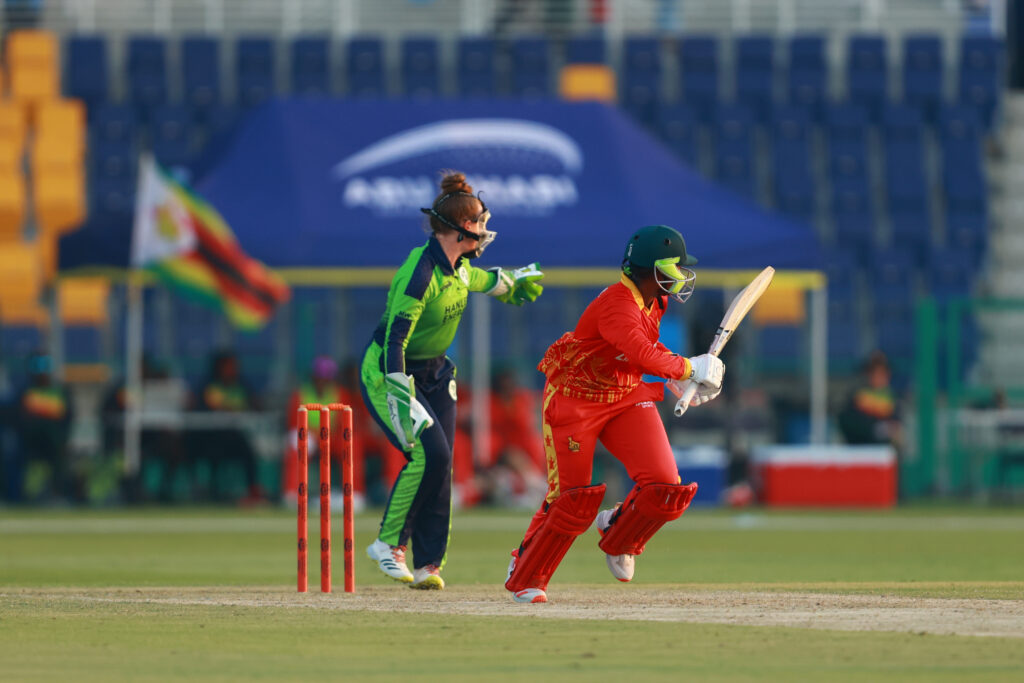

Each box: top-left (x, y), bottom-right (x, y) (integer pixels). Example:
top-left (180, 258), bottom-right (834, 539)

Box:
top-left (297, 402), bottom-right (356, 594)
top-left (297, 406), bottom-right (309, 593)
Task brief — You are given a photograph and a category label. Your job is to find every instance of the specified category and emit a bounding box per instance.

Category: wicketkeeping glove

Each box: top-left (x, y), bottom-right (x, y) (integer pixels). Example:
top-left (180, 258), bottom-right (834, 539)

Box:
top-left (486, 263), bottom-right (544, 306)
top-left (510, 262), bottom-right (544, 304)
top-left (384, 372), bottom-right (434, 451)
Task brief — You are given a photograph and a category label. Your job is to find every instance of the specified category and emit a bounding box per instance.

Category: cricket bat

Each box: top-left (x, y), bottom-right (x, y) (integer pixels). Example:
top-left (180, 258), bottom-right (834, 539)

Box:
top-left (673, 266), bottom-right (775, 417)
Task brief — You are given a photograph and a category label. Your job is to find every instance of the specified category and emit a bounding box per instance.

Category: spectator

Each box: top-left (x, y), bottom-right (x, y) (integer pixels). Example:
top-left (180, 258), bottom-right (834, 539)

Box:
top-left (838, 350), bottom-right (903, 446)
top-left (487, 368), bottom-right (546, 507)
top-left (283, 356), bottom-right (366, 511)
top-left (102, 356), bottom-right (187, 503)
top-left (197, 350), bottom-right (265, 503)
top-left (13, 351), bottom-right (72, 502)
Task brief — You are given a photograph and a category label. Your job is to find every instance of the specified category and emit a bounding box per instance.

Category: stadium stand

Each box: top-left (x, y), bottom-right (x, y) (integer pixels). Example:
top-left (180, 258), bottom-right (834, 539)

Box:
top-left (23, 28), bottom-right (997, 378)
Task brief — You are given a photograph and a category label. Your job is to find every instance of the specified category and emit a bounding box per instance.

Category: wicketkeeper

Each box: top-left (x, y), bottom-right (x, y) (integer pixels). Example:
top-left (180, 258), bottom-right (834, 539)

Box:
top-left (360, 171), bottom-right (544, 589)
top-left (504, 225), bottom-right (725, 603)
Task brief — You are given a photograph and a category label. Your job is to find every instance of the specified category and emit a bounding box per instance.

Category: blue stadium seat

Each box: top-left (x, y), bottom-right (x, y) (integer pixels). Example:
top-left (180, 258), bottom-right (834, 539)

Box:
top-left (882, 102), bottom-right (923, 144)
top-left (678, 35), bottom-right (719, 123)
top-left (771, 104), bottom-right (812, 176)
top-left (181, 36), bottom-right (221, 122)
top-left (827, 296), bottom-right (862, 366)
top-left (758, 325), bottom-right (804, 370)
top-left (401, 36), bottom-right (440, 98)
top-left (822, 250), bottom-right (859, 298)
top-left (91, 139), bottom-right (135, 181)
top-left (770, 104), bottom-right (819, 223)
top-left (90, 177), bottom-right (135, 224)
top-left (65, 35), bottom-right (108, 112)
top-left (902, 34), bottom-right (943, 122)
top-left (565, 35), bottom-right (605, 64)
top-left (126, 36), bottom-right (168, 122)
top-left (346, 37), bottom-right (385, 97)
top-left (151, 105), bottom-right (194, 170)
top-left (658, 102), bottom-right (698, 165)
top-left (927, 247), bottom-right (974, 302)
top-left (959, 35), bottom-right (1002, 131)
top-left (735, 35), bottom-right (775, 122)
top-left (457, 37), bottom-right (496, 97)
top-left (236, 37), bottom-right (276, 108)
top-left (291, 36), bottom-right (331, 95)
top-left (714, 104), bottom-right (754, 196)
top-left (827, 103), bottom-right (870, 193)
top-left (787, 35), bottom-right (826, 119)
top-left (871, 248), bottom-right (917, 301)
top-left (875, 313), bottom-right (915, 361)
top-left (510, 36), bottom-right (550, 98)
top-left (91, 103), bottom-right (137, 145)
top-left (847, 35), bottom-right (888, 122)
top-left (621, 37), bottom-right (662, 128)
top-left (939, 105), bottom-right (986, 223)
top-left (889, 203), bottom-right (932, 259)
top-left (831, 187), bottom-right (875, 258)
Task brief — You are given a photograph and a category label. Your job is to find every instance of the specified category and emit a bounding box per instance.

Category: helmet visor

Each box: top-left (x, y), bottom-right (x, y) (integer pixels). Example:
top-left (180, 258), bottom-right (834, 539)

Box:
top-left (654, 257), bottom-right (696, 303)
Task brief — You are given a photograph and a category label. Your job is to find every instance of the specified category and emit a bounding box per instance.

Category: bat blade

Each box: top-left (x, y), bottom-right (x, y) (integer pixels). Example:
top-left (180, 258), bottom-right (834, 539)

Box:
top-left (674, 267), bottom-right (775, 417)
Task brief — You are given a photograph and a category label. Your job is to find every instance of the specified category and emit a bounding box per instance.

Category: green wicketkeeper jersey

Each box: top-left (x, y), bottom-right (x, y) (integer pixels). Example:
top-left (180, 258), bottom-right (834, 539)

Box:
top-left (371, 237), bottom-right (498, 375)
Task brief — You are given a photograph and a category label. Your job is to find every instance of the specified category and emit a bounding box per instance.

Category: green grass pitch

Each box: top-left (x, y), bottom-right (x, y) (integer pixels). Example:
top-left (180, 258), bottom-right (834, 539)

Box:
top-left (2, 506), bottom-right (1023, 681)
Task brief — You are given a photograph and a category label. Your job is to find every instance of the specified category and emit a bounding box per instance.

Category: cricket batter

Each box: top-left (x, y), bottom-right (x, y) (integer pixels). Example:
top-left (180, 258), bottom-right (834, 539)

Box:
top-left (504, 225), bottom-right (725, 603)
top-left (361, 172), bottom-right (544, 589)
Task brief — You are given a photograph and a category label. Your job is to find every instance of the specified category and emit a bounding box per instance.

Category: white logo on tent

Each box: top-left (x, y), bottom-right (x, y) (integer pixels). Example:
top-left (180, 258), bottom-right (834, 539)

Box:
top-left (332, 119), bottom-right (583, 216)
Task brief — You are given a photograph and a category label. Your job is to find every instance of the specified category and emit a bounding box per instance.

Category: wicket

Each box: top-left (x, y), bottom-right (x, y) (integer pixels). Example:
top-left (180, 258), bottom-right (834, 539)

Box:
top-left (297, 402), bottom-right (355, 593)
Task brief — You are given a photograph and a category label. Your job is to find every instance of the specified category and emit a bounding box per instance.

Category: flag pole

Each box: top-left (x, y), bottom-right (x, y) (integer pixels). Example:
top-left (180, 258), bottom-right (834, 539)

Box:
top-left (124, 154), bottom-right (151, 480)
top-left (124, 267), bottom-right (144, 478)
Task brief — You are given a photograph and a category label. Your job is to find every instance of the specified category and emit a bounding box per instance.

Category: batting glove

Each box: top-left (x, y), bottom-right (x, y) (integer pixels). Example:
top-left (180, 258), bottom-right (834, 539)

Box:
top-left (687, 354), bottom-right (725, 389)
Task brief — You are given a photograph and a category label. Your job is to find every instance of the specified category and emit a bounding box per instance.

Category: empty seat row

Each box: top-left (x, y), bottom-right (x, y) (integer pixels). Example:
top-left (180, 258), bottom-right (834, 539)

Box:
top-left (63, 33), bottom-right (1002, 129)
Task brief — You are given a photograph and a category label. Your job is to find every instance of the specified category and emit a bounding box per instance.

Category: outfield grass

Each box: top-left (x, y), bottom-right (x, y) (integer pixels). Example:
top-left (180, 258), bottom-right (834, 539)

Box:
top-left (2, 506), bottom-right (1023, 681)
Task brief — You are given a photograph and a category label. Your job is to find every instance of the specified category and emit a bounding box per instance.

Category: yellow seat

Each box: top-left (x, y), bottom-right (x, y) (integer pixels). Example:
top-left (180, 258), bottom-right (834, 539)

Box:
top-left (58, 277), bottom-right (110, 325)
top-left (35, 99), bottom-right (86, 153)
top-left (559, 64), bottom-right (617, 102)
top-left (0, 102), bottom-right (27, 144)
top-left (0, 238), bottom-right (45, 325)
top-left (0, 168), bottom-right (27, 239)
top-left (752, 285), bottom-right (807, 325)
top-left (31, 134), bottom-right (82, 173)
top-left (0, 139), bottom-right (24, 172)
top-left (8, 64), bottom-right (60, 112)
top-left (5, 30), bottom-right (59, 70)
top-left (33, 168), bottom-right (86, 235)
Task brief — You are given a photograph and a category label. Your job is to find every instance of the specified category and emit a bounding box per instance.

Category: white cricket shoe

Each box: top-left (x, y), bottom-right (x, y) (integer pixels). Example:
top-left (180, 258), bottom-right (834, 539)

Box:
top-left (595, 507), bottom-right (635, 583)
top-left (512, 588), bottom-right (547, 604)
top-left (366, 539), bottom-right (414, 583)
top-left (410, 564), bottom-right (444, 590)
top-left (506, 549), bottom-right (547, 603)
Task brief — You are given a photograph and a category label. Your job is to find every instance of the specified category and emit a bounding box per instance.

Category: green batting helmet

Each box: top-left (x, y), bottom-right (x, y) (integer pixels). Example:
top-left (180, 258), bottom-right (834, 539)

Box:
top-left (622, 225), bottom-right (698, 303)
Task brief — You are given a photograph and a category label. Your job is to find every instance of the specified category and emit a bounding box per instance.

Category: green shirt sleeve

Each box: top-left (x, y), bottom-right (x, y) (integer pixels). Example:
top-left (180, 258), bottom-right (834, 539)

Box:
top-left (467, 266), bottom-right (498, 293)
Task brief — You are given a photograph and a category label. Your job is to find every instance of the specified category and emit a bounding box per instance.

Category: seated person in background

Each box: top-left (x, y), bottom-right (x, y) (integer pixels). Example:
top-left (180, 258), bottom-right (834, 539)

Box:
top-left (488, 368), bottom-right (547, 507)
top-left (283, 356), bottom-right (365, 511)
top-left (198, 350), bottom-right (265, 503)
top-left (103, 355), bottom-right (187, 503)
top-left (14, 351), bottom-right (72, 502)
top-left (838, 350), bottom-right (902, 446)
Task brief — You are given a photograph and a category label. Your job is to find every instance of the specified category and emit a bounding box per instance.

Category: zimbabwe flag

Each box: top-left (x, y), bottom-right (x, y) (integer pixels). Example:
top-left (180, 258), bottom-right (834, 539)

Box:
top-left (130, 156), bottom-right (290, 329)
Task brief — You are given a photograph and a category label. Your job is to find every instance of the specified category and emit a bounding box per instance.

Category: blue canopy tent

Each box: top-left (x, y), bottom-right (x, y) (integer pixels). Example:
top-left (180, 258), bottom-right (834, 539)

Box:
top-left (60, 98), bottom-right (826, 441)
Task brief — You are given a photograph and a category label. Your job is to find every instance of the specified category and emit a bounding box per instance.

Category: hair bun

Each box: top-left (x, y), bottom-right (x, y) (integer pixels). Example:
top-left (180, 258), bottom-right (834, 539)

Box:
top-left (440, 171), bottom-right (473, 195)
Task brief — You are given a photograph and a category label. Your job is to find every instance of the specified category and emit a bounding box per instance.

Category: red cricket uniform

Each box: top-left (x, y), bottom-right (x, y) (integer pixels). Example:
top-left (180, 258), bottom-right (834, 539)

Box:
top-left (520, 274), bottom-right (693, 547)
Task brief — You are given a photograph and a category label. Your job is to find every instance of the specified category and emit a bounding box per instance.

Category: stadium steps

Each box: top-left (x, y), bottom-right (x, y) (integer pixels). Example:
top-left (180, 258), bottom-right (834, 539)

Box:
top-left (975, 94), bottom-right (1024, 385)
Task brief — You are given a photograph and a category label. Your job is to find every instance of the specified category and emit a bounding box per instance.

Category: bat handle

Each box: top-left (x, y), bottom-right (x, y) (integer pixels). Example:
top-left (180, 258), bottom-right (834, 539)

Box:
top-left (673, 381), bottom-right (699, 417)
